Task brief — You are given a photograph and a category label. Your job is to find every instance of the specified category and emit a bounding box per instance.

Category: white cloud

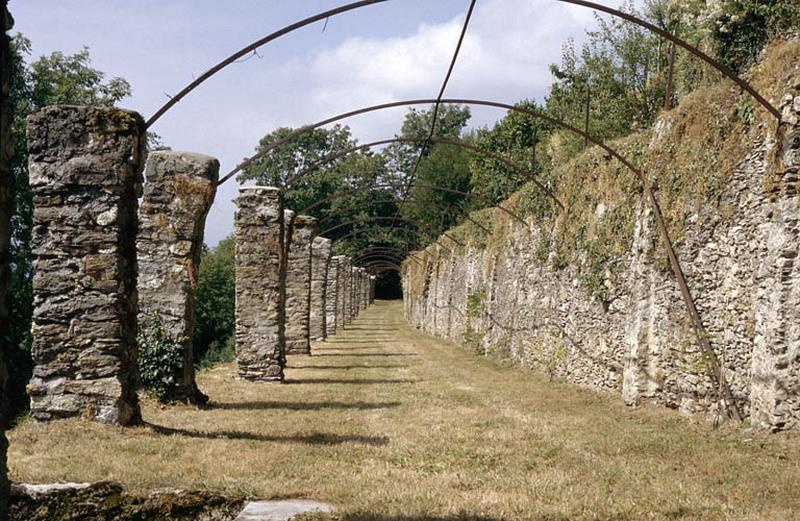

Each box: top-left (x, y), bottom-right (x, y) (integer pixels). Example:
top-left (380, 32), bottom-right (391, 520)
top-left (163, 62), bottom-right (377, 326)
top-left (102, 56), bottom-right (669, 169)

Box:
top-left (14, 0), bottom-right (605, 246)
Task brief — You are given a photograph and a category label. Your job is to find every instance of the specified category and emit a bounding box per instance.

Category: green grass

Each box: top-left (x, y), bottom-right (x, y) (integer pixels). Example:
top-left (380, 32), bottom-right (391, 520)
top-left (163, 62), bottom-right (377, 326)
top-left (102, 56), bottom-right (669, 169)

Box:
top-left (9, 301), bottom-right (800, 520)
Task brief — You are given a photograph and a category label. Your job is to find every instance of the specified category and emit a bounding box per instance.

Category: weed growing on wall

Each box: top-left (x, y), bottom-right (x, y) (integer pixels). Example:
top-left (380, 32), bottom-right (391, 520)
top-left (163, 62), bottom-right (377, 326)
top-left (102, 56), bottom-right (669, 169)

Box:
top-left (137, 312), bottom-right (184, 401)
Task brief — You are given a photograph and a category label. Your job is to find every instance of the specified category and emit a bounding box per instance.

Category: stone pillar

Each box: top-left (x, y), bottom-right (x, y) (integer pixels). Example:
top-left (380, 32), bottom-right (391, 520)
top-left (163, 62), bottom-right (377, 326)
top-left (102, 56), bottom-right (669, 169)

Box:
top-left (234, 187), bottom-right (285, 382)
top-left (338, 257), bottom-right (351, 327)
top-left (350, 266), bottom-right (358, 321)
top-left (370, 275), bottom-right (376, 303)
top-left (310, 237), bottom-right (331, 341)
top-left (285, 214), bottom-right (316, 355)
top-left (0, 1), bottom-right (14, 514)
top-left (325, 256), bottom-right (340, 335)
top-left (26, 105), bottom-right (146, 425)
top-left (137, 151), bottom-right (218, 403)
top-left (331, 255), bottom-right (345, 331)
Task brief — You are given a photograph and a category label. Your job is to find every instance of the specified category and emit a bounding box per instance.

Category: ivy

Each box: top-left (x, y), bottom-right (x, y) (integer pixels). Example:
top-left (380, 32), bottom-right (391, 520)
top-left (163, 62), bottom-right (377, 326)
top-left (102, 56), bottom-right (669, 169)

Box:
top-left (137, 312), bottom-right (185, 401)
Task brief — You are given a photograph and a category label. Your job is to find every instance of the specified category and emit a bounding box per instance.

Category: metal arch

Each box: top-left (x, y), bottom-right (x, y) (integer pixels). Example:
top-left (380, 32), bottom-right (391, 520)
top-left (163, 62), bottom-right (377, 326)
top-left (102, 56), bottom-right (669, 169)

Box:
top-left (361, 260), bottom-right (402, 272)
top-left (286, 135), bottom-right (562, 212)
top-left (221, 98), bottom-right (645, 184)
top-left (352, 250), bottom-right (413, 265)
top-left (299, 180), bottom-right (530, 229)
top-left (319, 216), bottom-right (417, 237)
top-left (553, 0), bottom-right (780, 120)
top-left (251, 100), bottom-right (737, 418)
top-left (146, 0), bottom-right (778, 130)
top-left (331, 226), bottom-right (458, 254)
top-left (145, 0), bottom-right (388, 128)
top-left (354, 252), bottom-right (418, 267)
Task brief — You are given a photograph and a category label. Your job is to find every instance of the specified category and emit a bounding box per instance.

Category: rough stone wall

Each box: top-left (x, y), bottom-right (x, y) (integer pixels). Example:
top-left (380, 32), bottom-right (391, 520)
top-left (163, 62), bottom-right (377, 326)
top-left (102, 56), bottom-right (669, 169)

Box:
top-left (310, 237), bottom-right (331, 341)
top-left (285, 214), bottom-right (316, 355)
top-left (349, 267), bottom-right (357, 322)
top-left (26, 105), bottom-right (146, 425)
top-left (234, 187), bottom-right (285, 382)
top-left (0, 2), bottom-right (13, 514)
top-left (137, 151), bottom-right (217, 403)
top-left (404, 94), bottom-right (800, 432)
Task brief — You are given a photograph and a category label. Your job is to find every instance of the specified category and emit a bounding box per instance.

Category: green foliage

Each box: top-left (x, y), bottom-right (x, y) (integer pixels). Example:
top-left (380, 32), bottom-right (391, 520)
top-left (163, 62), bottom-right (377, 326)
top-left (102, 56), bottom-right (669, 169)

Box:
top-left (199, 335), bottom-right (236, 369)
top-left (711, 0), bottom-right (800, 73)
top-left (137, 313), bottom-right (184, 400)
top-left (193, 237), bottom-right (235, 363)
top-left (466, 289), bottom-right (486, 319)
top-left (469, 100), bottom-right (550, 208)
top-left (403, 144), bottom-right (473, 240)
top-left (7, 35), bottom-right (132, 416)
top-left (462, 328), bottom-right (485, 353)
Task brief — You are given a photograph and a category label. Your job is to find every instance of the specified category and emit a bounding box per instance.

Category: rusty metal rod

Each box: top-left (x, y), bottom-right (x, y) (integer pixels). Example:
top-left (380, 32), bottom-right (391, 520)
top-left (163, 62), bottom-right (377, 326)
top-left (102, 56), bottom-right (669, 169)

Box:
top-left (146, 0), bottom-right (388, 128)
top-left (553, 0), bottom-right (780, 120)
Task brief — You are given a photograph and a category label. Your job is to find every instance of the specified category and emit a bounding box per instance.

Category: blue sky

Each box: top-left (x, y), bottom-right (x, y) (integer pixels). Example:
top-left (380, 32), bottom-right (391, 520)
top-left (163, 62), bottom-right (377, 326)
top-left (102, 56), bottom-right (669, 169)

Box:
top-left (12, 0), bottom-right (610, 246)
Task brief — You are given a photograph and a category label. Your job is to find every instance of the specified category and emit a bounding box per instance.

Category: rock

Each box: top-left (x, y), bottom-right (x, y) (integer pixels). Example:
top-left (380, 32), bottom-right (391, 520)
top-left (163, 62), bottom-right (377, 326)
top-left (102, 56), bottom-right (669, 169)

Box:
top-left (26, 105), bottom-right (146, 425)
top-left (310, 237), bottom-right (332, 341)
top-left (285, 214), bottom-right (316, 355)
top-left (234, 187), bottom-right (286, 382)
top-left (234, 499), bottom-right (335, 521)
top-left (137, 150), bottom-right (218, 404)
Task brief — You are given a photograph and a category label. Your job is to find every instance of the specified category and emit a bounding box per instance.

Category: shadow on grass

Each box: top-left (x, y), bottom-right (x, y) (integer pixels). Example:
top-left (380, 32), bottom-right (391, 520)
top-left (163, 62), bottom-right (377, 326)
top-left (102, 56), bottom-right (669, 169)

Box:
top-left (284, 378), bottom-right (416, 385)
top-left (146, 423), bottom-right (389, 446)
top-left (313, 353), bottom-right (418, 357)
top-left (208, 400), bottom-right (402, 411)
top-left (288, 365), bottom-right (409, 370)
top-left (312, 515), bottom-right (511, 521)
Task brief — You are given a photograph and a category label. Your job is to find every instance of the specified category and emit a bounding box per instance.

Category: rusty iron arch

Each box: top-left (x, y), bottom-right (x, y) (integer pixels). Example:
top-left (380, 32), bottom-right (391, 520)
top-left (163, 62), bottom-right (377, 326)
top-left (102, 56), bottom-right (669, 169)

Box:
top-left (145, 0), bottom-right (780, 130)
top-left (244, 97), bottom-right (739, 419)
top-left (145, 0), bottom-right (389, 128)
top-left (319, 216), bottom-right (417, 237)
top-left (354, 252), bottom-right (415, 267)
top-left (331, 225), bottom-right (459, 253)
top-left (352, 249), bottom-right (413, 265)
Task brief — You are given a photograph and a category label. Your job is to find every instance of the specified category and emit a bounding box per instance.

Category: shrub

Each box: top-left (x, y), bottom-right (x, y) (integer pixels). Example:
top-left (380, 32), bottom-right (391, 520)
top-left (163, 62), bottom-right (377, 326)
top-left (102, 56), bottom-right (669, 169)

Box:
top-left (199, 335), bottom-right (236, 369)
top-left (137, 312), bottom-right (184, 401)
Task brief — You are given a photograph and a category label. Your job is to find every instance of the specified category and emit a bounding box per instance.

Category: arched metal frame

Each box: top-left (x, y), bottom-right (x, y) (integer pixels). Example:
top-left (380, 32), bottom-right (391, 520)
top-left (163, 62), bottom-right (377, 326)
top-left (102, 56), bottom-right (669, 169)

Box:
top-left (145, 0), bottom-right (780, 129)
top-left (141, 0), bottom-right (762, 419)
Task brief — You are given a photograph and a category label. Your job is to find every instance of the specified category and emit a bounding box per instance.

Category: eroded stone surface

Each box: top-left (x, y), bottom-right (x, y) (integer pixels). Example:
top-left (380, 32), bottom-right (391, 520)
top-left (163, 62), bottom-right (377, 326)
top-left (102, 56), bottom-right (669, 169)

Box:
top-left (337, 257), bottom-right (352, 327)
top-left (403, 94), bottom-right (800, 432)
top-left (285, 214), bottom-right (316, 355)
top-left (138, 151), bottom-right (218, 403)
top-left (234, 499), bottom-right (335, 521)
top-left (310, 237), bottom-right (331, 341)
top-left (234, 187), bottom-right (285, 382)
top-left (10, 481), bottom-right (244, 520)
top-left (326, 256), bottom-right (344, 335)
top-left (26, 105), bottom-right (146, 425)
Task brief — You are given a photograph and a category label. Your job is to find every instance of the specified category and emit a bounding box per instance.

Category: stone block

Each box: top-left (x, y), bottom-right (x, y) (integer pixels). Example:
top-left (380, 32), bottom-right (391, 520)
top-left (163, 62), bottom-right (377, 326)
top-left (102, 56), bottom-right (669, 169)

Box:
top-left (27, 105), bottom-right (146, 425)
top-left (285, 214), bottom-right (316, 355)
top-left (137, 150), bottom-right (218, 403)
top-left (326, 256), bottom-right (344, 335)
top-left (310, 237), bottom-right (331, 341)
top-left (234, 187), bottom-right (285, 382)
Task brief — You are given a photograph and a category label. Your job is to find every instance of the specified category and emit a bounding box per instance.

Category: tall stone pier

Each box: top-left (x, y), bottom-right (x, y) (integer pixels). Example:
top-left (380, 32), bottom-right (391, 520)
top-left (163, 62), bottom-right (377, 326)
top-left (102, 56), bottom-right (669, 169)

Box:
top-left (369, 275), bottom-right (376, 303)
top-left (328, 255), bottom-right (344, 334)
top-left (26, 105), bottom-right (146, 425)
top-left (0, 1), bottom-right (14, 513)
top-left (310, 237), bottom-right (331, 341)
top-left (234, 187), bottom-right (285, 382)
top-left (137, 151), bottom-right (218, 403)
top-left (285, 214), bottom-right (316, 355)
top-left (338, 257), bottom-right (352, 326)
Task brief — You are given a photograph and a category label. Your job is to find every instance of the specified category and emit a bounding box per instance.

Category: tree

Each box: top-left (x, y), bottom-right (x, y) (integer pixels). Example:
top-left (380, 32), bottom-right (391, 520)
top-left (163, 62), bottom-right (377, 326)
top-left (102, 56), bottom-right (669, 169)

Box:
top-left (193, 237), bottom-right (235, 363)
top-left (7, 35), bottom-right (132, 417)
top-left (469, 99), bottom-right (553, 208)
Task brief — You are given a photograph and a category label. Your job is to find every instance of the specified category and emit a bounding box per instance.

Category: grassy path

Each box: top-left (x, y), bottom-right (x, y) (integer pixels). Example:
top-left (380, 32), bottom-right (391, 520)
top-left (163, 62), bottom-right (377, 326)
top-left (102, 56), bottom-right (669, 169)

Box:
top-left (9, 300), bottom-right (800, 520)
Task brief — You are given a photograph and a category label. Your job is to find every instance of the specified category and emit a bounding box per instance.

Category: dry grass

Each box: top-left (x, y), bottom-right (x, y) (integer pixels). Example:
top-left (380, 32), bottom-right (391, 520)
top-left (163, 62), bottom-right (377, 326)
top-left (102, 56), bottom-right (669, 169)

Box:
top-left (9, 301), bottom-right (800, 520)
